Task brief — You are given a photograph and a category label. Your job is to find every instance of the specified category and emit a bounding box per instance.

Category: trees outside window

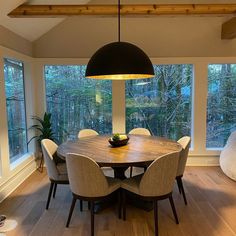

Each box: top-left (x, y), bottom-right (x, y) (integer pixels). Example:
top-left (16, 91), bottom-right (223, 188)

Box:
top-left (126, 64), bottom-right (193, 140)
top-left (207, 64), bottom-right (236, 148)
top-left (4, 58), bottom-right (28, 163)
top-left (44, 65), bottom-right (112, 143)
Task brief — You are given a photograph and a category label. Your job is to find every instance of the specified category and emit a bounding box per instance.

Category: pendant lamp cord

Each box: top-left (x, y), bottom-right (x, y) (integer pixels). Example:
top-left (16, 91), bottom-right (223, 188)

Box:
top-left (118, 0), bottom-right (121, 42)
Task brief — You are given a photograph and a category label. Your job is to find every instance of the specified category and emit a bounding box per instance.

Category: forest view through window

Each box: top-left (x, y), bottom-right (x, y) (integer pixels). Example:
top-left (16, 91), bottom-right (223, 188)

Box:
top-left (45, 65), bottom-right (112, 143)
top-left (207, 64), bottom-right (236, 148)
top-left (4, 58), bottom-right (28, 163)
top-left (126, 64), bottom-right (193, 140)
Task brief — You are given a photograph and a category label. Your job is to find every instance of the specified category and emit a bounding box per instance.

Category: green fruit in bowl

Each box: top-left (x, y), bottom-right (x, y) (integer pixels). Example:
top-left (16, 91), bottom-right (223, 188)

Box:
top-left (112, 133), bottom-right (120, 141)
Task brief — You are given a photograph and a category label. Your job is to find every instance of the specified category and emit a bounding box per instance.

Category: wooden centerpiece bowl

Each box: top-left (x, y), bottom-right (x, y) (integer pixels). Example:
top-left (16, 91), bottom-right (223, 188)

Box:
top-left (109, 134), bottom-right (129, 147)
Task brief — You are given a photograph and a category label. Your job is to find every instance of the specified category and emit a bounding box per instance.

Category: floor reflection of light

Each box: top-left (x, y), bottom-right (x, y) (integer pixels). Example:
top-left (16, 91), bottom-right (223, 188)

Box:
top-left (0, 219), bottom-right (18, 233)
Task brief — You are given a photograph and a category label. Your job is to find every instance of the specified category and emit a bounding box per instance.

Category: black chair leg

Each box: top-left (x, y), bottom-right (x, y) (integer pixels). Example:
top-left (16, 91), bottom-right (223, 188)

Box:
top-left (66, 196), bottom-right (77, 227)
top-left (169, 195), bottom-right (179, 224)
top-left (46, 182), bottom-right (54, 210)
top-left (179, 177), bottom-right (187, 205)
top-left (118, 189), bottom-right (121, 219)
top-left (80, 200), bottom-right (83, 212)
top-left (130, 167), bottom-right (133, 177)
top-left (53, 183), bottom-right (57, 198)
top-left (122, 190), bottom-right (126, 221)
top-left (176, 177), bottom-right (182, 194)
top-left (154, 200), bottom-right (158, 236)
top-left (90, 201), bottom-right (94, 236)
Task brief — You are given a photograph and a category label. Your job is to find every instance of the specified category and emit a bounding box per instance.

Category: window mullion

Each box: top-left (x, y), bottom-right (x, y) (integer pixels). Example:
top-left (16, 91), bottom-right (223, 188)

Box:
top-left (112, 80), bottom-right (126, 134)
top-left (192, 62), bottom-right (208, 154)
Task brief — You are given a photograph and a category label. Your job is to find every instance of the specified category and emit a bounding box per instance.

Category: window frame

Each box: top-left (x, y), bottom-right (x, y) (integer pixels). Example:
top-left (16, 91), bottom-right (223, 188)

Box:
top-left (206, 63), bottom-right (236, 150)
top-left (0, 46), bottom-right (35, 183)
top-left (4, 58), bottom-right (29, 163)
top-left (34, 57), bottom-right (236, 167)
top-left (125, 63), bottom-right (194, 142)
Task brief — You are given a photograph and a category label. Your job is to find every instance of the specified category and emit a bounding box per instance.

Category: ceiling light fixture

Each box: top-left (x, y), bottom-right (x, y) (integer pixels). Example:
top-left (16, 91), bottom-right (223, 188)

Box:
top-left (85, 0), bottom-right (154, 80)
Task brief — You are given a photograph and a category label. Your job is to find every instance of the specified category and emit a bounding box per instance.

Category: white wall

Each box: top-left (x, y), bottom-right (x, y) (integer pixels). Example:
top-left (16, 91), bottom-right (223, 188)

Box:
top-left (33, 16), bottom-right (236, 58)
top-left (0, 46), bottom-right (37, 202)
top-left (0, 26), bottom-right (33, 57)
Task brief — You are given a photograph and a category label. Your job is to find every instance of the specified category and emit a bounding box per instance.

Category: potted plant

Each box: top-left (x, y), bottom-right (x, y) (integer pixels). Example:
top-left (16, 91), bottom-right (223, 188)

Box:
top-left (28, 112), bottom-right (54, 171)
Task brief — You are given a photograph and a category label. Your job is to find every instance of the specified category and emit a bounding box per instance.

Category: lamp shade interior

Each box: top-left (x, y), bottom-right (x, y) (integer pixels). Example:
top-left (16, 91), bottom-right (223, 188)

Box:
top-left (85, 42), bottom-right (154, 80)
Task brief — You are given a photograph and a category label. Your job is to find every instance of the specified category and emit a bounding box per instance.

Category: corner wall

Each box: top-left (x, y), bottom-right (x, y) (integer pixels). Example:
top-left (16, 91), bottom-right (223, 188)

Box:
top-left (0, 25), bottom-right (33, 57)
top-left (0, 46), bottom-right (36, 202)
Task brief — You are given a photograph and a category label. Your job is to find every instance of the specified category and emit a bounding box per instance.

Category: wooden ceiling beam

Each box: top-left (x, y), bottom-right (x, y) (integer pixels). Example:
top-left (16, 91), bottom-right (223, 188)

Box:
top-left (8, 4), bottom-right (236, 18)
top-left (222, 17), bottom-right (236, 39)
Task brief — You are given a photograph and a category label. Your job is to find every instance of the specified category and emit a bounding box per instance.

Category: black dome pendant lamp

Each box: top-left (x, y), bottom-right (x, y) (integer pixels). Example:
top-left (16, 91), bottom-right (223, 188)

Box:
top-left (85, 0), bottom-right (154, 80)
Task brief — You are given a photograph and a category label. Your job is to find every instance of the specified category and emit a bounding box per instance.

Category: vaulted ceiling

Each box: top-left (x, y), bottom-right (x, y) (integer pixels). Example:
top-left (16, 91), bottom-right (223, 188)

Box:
top-left (1, 0), bottom-right (236, 42)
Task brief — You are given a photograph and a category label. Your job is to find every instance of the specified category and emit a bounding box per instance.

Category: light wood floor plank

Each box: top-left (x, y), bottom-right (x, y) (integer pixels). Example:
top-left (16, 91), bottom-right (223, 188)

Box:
top-left (0, 167), bottom-right (236, 236)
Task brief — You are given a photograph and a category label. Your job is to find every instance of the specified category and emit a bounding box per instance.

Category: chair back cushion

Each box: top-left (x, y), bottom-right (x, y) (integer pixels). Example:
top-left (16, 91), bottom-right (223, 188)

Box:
top-left (78, 129), bottom-right (99, 139)
top-left (66, 154), bottom-right (109, 197)
top-left (177, 136), bottom-right (191, 176)
top-left (129, 128), bottom-right (151, 136)
top-left (140, 152), bottom-right (179, 196)
top-left (41, 139), bottom-right (59, 180)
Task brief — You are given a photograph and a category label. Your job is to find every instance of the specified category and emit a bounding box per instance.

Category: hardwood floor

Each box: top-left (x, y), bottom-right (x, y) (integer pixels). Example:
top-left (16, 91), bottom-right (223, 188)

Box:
top-left (0, 167), bottom-right (236, 236)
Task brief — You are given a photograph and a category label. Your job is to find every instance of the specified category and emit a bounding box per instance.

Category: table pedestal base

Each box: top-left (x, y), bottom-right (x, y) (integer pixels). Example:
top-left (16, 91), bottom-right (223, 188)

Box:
top-left (126, 191), bottom-right (153, 211)
top-left (94, 192), bottom-right (117, 213)
top-left (112, 167), bottom-right (128, 180)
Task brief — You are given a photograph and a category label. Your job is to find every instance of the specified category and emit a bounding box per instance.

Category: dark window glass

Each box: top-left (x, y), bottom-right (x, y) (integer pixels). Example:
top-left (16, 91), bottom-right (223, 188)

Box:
top-left (126, 64), bottom-right (193, 140)
top-left (4, 58), bottom-right (28, 163)
top-left (207, 64), bottom-right (236, 148)
top-left (45, 65), bottom-right (112, 143)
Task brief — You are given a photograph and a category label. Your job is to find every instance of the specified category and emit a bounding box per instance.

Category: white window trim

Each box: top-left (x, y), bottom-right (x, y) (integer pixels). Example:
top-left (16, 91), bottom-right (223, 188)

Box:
top-left (0, 46), bottom-right (35, 182)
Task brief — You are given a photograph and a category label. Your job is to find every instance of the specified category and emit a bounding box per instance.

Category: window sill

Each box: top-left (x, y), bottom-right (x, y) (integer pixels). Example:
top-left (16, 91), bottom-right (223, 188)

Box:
top-left (10, 152), bottom-right (35, 171)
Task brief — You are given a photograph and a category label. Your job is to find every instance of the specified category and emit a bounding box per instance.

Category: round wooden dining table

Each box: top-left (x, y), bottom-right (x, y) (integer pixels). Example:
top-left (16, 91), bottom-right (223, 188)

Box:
top-left (57, 134), bottom-right (182, 179)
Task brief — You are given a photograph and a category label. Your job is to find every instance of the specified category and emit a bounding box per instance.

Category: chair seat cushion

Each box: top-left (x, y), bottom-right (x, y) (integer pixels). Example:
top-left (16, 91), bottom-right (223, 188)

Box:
top-left (57, 163), bottom-right (67, 175)
top-left (121, 174), bottom-right (143, 195)
top-left (106, 176), bottom-right (121, 194)
top-left (56, 163), bottom-right (69, 182)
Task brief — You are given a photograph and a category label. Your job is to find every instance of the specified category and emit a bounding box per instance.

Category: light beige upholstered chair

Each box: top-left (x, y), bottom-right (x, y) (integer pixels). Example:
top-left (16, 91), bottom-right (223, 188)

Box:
top-left (78, 129), bottom-right (99, 139)
top-left (41, 139), bottom-right (69, 210)
top-left (121, 152), bottom-right (180, 236)
top-left (176, 136), bottom-right (191, 205)
top-left (78, 129), bottom-right (112, 176)
top-left (66, 154), bottom-right (121, 236)
top-left (129, 127), bottom-right (151, 136)
top-left (128, 128), bottom-right (151, 177)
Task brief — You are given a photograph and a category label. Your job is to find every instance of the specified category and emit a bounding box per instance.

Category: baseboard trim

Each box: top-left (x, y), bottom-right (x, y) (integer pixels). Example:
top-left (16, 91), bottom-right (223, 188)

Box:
top-left (0, 159), bottom-right (37, 203)
top-left (187, 156), bottom-right (219, 166)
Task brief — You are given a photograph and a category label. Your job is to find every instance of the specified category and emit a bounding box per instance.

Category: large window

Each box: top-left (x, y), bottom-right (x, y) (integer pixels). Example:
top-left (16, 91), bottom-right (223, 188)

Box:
top-left (45, 65), bottom-right (112, 143)
top-left (4, 58), bottom-right (28, 163)
top-left (126, 64), bottom-right (193, 140)
top-left (207, 64), bottom-right (236, 148)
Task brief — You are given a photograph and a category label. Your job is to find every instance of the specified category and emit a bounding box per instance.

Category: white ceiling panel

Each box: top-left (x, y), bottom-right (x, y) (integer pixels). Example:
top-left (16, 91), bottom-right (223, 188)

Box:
top-left (0, 0), bottom-right (89, 41)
